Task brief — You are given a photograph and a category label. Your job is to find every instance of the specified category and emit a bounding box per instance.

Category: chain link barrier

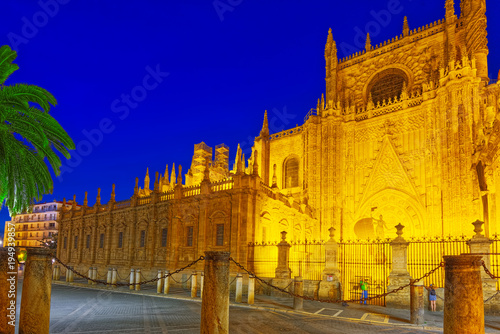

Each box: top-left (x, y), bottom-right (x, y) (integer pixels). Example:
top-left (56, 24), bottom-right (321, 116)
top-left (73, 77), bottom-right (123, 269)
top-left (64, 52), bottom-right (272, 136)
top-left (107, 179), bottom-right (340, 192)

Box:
top-left (116, 271), bottom-right (131, 282)
top-left (170, 274), bottom-right (193, 284)
top-left (230, 257), bottom-right (444, 304)
top-left (481, 261), bottom-right (500, 279)
top-left (53, 256), bottom-right (204, 286)
top-left (485, 290), bottom-right (500, 303)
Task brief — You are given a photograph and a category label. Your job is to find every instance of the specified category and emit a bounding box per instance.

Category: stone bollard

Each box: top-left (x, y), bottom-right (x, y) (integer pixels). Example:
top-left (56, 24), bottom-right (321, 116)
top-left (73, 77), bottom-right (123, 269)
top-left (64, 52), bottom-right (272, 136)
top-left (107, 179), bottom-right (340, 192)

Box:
top-left (191, 272), bottom-right (198, 298)
top-left (410, 280), bottom-right (424, 325)
top-left (19, 248), bottom-right (53, 334)
top-left (0, 248), bottom-right (17, 334)
top-left (55, 265), bottom-right (60, 281)
top-left (129, 269), bottom-right (135, 290)
top-left (200, 273), bottom-right (204, 299)
top-left (293, 277), bottom-right (304, 310)
top-left (65, 267), bottom-right (69, 282)
top-left (235, 273), bottom-right (243, 303)
top-left (52, 265), bottom-right (57, 280)
top-left (107, 268), bottom-right (112, 284)
top-left (68, 266), bottom-right (74, 283)
top-left (164, 270), bottom-right (170, 294)
top-left (88, 267), bottom-right (93, 285)
top-left (201, 251), bottom-right (230, 334)
top-left (248, 275), bottom-right (255, 305)
top-left (135, 269), bottom-right (141, 291)
top-left (443, 255), bottom-right (484, 334)
top-left (111, 268), bottom-right (117, 288)
top-left (157, 270), bottom-right (163, 294)
top-left (92, 267), bottom-right (98, 285)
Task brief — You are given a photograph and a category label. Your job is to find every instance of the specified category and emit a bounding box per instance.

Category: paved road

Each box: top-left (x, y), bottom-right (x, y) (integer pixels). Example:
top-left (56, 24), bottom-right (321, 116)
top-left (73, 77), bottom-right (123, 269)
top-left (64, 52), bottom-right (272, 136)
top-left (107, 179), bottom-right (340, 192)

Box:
top-left (42, 285), bottom-right (439, 333)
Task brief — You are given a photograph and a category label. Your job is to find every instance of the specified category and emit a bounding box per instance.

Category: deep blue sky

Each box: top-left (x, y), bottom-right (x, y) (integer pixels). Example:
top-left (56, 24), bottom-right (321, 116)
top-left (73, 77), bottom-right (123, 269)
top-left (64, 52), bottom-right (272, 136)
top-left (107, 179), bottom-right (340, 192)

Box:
top-left (1, 0), bottom-right (499, 236)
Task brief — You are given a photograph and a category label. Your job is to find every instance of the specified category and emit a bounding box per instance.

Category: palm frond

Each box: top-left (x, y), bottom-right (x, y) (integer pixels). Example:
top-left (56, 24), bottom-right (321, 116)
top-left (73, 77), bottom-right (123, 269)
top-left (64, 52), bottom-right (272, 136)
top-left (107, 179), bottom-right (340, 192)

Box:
top-left (0, 45), bottom-right (19, 85)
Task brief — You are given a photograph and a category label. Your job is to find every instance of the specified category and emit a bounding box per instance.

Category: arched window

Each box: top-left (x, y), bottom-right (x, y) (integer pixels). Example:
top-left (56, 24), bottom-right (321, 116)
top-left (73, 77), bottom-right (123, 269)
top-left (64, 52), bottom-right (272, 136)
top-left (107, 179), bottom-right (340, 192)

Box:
top-left (368, 68), bottom-right (408, 105)
top-left (284, 157), bottom-right (299, 188)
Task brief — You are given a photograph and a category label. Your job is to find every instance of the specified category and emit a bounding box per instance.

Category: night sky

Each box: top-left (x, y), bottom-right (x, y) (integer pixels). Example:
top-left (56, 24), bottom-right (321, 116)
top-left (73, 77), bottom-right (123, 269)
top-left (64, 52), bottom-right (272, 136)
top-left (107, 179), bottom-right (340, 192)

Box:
top-left (1, 0), bottom-right (499, 236)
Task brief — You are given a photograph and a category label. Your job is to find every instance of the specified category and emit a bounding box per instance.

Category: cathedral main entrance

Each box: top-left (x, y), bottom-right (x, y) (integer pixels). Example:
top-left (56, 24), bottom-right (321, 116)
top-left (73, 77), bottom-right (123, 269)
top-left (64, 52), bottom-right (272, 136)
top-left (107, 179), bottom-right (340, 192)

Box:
top-left (353, 189), bottom-right (425, 240)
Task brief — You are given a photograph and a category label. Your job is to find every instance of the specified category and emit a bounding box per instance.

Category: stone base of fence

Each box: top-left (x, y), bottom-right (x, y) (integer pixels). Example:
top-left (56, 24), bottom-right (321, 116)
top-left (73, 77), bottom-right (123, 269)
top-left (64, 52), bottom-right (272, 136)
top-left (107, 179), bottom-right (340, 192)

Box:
top-left (386, 274), bottom-right (411, 309)
top-left (270, 278), bottom-right (293, 297)
top-left (318, 281), bottom-right (340, 300)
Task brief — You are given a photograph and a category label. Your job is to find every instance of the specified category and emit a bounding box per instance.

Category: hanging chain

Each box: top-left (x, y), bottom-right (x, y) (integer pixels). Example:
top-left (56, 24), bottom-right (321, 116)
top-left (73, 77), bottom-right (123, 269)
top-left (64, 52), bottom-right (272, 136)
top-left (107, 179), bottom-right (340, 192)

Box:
top-left (230, 257), bottom-right (444, 304)
top-left (53, 256), bottom-right (204, 286)
top-left (170, 274), bottom-right (194, 284)
top-left (481, 261), bottom-right (500, 279)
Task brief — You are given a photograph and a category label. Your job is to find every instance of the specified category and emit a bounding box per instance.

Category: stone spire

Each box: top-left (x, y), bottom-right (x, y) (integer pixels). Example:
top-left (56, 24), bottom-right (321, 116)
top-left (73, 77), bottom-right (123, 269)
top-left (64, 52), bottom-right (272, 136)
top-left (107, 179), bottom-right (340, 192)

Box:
top-left (72, 194), bottom-right (76, 210)
top-left (203, 158), bottom-right (210, 182)
top-left (164, 164), bottom-right (169, 184)
top-left (235, 144), bottom-right (243, 173)
top-left (403, 16), bottom-right (409, 37)
top-left (154, 172), bottom-right (159, 192)
top-left (144, 168), bottom-right (150, 191)
top-left (171, 163), bottom-right (176, 186)
top-left (253, 149), bottom-right (259, 176)
top-left (177, 165), bottom-right (182, 185)
top-left (365, 33), bottom-right (372, 52)
top-left (134, 177), bottom-right (139, 195)
top-left (96, 188), bottom-right (101, 206)
top-left (110, 184), bottom-right (115, 202)
top-left (83, 191), bottom-right (88, 207)
top-left (260, 110), bottom-right (269, 137)
top-left (445, 0), bottom-right (455, 21)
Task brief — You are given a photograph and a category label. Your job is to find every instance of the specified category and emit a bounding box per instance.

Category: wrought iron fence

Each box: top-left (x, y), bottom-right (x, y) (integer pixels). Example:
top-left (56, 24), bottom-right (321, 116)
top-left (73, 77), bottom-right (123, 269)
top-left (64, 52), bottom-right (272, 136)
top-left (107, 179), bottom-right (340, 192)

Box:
top-left (407, 235), bottom-right (469, 289)
top-left (339, 239), bottom-right (392, 306)
top-left (247, 242), bottom-right (278, 278)
top-left (247, 233), bottom-right (499, 305)
top-left (491, 234), bottom-right (500, 290)
top-left (289, 241), bottom-right (325, 281)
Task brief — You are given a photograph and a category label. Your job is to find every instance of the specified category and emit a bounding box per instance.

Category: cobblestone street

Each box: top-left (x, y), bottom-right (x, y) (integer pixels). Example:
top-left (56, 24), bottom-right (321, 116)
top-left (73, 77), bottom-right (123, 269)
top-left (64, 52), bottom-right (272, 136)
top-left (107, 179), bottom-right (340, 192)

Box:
top-left (46, 285), bottom-right (441, 334)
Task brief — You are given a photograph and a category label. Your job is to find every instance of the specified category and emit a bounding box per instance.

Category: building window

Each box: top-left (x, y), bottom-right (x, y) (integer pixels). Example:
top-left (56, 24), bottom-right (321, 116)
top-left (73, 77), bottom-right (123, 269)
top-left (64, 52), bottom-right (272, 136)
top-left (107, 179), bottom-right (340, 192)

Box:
top-left (368, 68), bottom-right (408, 106)
top-left (63, 237), bottom-right (67, 249)
top-left (140, 230), bottom-right (146, 247)
top-left (48, 232), bottom-right (52, 237)
top-left (161, 228), bottom-right (168, 247)
top-left (186, 226), bottom-right (193, 247)
top-left (49, 223), bottom-right (55, 228)
top-left (74, 236), bottom-right (78, 249)
top-left (284, 157), bottom-right (299, 188)
top-left (99, 234), bottom-right (104, 248)
top-left (86, 235), bottom-right (90, 248)
top-left (216, 224), bottom-right (224, 246)
top-left (118, 232), bottom-right (123, 248)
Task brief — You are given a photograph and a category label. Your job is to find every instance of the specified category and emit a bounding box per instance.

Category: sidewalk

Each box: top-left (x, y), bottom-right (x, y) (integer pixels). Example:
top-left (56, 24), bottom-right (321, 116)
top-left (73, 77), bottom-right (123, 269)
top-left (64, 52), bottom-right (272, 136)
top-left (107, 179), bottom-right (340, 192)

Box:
top-left (52, 278), bottom-right (500, 333)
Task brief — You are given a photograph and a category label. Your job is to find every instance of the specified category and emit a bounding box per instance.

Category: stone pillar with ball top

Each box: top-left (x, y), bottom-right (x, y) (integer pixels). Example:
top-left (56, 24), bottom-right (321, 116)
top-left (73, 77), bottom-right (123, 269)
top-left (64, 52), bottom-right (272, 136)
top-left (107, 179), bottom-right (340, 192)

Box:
top-left (386, 223), bottom-right (412, 308)
top-left (467, 220), bottom-right (498, 314)
top-left (318, 227), bottom-right (341, 300)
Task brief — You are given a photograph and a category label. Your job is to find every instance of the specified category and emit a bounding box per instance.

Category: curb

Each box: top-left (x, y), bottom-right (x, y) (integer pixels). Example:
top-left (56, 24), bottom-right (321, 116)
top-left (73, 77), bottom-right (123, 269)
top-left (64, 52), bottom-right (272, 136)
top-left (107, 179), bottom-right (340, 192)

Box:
top-left (52, 281), bottom-right (443, 331)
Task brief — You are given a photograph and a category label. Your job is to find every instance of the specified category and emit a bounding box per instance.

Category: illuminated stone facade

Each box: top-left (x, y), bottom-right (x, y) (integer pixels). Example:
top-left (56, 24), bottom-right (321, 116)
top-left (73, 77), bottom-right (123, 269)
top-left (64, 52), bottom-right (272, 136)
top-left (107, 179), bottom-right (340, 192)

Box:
top-left (57, 0), bottom-right (500, 274)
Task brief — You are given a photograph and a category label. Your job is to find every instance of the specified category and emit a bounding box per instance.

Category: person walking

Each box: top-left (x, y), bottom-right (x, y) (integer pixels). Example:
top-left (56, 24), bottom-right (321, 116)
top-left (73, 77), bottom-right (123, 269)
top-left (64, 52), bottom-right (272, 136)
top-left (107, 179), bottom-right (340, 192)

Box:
top-left (428, 284), bottom-right (437, 311)
top-left (359, 279), bottom-right (368, 305)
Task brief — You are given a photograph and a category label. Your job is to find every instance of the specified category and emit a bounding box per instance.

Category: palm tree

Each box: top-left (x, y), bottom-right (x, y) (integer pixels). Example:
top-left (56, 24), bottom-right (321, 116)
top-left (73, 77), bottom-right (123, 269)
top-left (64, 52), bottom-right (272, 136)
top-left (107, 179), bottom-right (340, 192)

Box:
top-left (0, 45), bottom-right (75, 215)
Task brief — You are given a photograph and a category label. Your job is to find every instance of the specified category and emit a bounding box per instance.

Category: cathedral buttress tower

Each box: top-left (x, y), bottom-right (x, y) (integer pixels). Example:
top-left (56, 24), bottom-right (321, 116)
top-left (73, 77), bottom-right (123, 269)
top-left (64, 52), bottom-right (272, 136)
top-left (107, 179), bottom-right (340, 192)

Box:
top-left (461, 0), bottom-right (489, 81)
top-left (325, 29), bottom-right (338, 105)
